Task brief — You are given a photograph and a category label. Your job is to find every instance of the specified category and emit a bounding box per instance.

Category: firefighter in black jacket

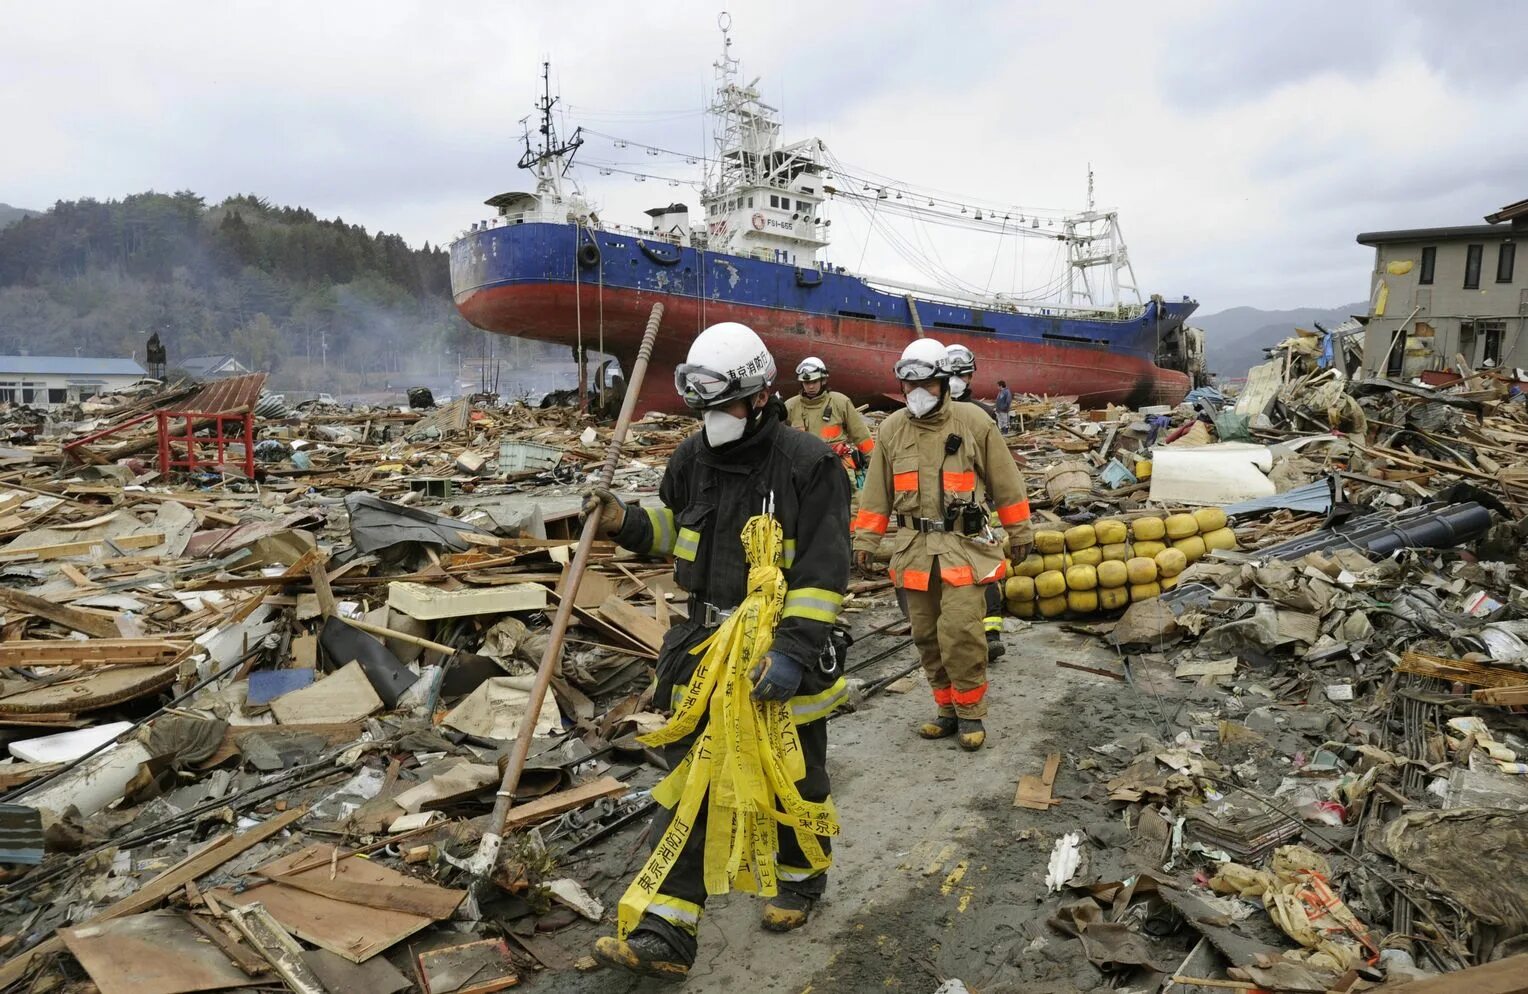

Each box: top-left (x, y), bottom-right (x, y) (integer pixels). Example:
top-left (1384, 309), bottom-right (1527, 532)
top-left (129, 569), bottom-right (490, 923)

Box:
top-left (582, 322), bottom-right (852, 980)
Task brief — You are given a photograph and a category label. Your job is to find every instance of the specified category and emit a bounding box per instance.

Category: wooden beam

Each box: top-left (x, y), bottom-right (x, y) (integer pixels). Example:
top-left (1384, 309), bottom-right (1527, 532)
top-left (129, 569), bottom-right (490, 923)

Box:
top-left (502, 776), bottom-right (628, 831)
top-left (0, 638), bottom-right (188, 668)
top-left (0, 587), bottom-right (121, 639)
top-left (0, 532), bottom-right (163, 562)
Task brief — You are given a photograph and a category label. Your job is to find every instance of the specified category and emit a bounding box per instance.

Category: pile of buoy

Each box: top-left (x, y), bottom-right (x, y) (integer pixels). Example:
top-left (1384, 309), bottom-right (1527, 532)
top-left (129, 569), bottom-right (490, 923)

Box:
top-left (1003, 510), bottom-right (1237, 618)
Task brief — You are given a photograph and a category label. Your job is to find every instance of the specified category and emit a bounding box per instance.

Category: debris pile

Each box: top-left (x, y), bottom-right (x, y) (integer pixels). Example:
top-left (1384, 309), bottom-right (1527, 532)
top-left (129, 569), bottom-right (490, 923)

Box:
top-left (0, 366), bottom-right (1525, 993)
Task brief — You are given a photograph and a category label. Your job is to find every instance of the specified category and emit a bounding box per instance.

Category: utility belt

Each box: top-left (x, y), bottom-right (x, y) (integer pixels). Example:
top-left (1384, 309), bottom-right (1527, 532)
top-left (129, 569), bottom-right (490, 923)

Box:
top-left (689, 601), bottom-right (852, 677)
top-left (898, 503), bottom-right (987, 535)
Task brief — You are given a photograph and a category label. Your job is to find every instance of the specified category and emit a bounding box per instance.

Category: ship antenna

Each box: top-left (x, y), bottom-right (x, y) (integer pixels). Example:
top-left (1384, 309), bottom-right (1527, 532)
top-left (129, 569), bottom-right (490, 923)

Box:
top-left (519, 60), bottom-right (583, 176)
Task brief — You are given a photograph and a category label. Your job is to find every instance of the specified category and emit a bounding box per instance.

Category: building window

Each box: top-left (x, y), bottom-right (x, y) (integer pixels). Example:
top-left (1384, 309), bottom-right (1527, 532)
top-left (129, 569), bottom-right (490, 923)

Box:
top-left (1482, 320), bottom-right (1506, 365)
top-left (1464, 244), bottom-right (1483, 289)
top-left (797, 200), bottom-right (811, 212)
top-left (747, 196), bottom-right (753, 208)
top-left (1498, 242), bottom-right (1516, 283)
top-left (1419, 246), bottom-right (1435, 284)
top-left (769, 195), bottom-right (779, 208)
top-left (48, 389), bottom-right (66, 404)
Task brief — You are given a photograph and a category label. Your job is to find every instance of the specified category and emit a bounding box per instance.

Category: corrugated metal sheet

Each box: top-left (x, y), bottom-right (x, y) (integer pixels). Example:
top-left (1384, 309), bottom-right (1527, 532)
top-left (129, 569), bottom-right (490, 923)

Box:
top-left (185, 372), bottom-right (268, 414)
top-left (0, 356), bottom-right (145, 377)
top-left (1223, 479), bottom-right (1336, 517)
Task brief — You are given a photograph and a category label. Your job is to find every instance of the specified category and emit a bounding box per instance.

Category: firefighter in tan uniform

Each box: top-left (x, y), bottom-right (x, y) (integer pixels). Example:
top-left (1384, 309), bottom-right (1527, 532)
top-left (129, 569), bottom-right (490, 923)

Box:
top-left (853, 339), bottom-right (1033, 750)
top-left (784, 357), bottom-right (874, 494)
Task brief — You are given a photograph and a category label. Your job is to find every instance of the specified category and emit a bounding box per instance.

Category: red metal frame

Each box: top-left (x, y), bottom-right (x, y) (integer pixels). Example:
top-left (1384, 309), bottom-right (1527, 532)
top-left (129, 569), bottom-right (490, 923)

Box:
top-left (156, 411), bottom-right (255, 478)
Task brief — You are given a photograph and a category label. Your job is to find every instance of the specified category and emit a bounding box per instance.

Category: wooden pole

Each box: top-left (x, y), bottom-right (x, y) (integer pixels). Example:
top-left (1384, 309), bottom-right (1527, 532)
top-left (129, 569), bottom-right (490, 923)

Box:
top-left (466, 302), bottom-right (664, 877)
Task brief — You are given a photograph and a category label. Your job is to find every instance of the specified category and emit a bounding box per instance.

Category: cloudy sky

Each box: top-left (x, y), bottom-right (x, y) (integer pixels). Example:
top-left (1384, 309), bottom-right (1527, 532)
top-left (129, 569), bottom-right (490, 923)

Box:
top-left (3, 0), bottom-right (1525, 314)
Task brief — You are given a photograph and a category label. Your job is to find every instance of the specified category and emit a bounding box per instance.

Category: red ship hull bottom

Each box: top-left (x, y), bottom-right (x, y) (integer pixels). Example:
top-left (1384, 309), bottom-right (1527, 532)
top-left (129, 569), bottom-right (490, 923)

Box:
top-left (457, 283), bottom-right (1190, 416)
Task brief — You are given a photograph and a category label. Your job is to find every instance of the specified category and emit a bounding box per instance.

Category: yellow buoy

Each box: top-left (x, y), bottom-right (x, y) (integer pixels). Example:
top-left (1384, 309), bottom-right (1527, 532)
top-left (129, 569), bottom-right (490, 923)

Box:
top-left (1099, 586), bottom-right (1130, 611)
top-left (1067, 589), bottom-right (1099, 614)
top-left (1070, 546), bottom-right (1103, 567)
top-left (1094, 519), bottom-right (1128, 545)
top-left (1193, 507), bottom-right (1228, 533)
top-left (1132, 540), bottom-right (1166, 559)
top-left (1064, 524), bottom-right (1098, 551)
top-left (1035, 570), bottom-right (1067, 599)
top-left (1096, 560), bottom-right (1129, 589)
top-left (1004, 575), bottom-right (1037, 602)
top-left (1042, 553), bottom-right (1070, 573)
top-left (1135, 459), bottom-right (1153, 480)
top-left (1010, 598), bottom-right (1037, 618)
top-left (1173, 535), bottom-right (1207, 562)
top-left (1130, 581), bottom-right (1162, 601)
top-left (1065, 564), bottom-right (1099, 591)
top-left (1015, 554), bottom-right (1045, 578)
top-left (1038, 594), bottom-right (1068, 618)
top-left (1034, 530), bottom-right (1066, 555)
top-left (1126, 557), bottom-right (1159, 585)
top-left (1131, 516), bottom-right (1166, 541)
top-left (1160, 575), bottom-right (1179, 591)
top-left (1202, 527), bottom-right (1238, 551)
top-left (1100, 542), bottom-right (1131, 562)
top-left (1165, 513), bottom-right (1199, 540)
top-left (1154, 547), bottom-right (1188, 577)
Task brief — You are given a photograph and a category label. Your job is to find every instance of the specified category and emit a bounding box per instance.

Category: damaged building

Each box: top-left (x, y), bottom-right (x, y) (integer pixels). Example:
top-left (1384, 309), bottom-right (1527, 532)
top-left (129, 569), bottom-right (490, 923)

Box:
top-left (1359, 197), bottom-right (1527, 380)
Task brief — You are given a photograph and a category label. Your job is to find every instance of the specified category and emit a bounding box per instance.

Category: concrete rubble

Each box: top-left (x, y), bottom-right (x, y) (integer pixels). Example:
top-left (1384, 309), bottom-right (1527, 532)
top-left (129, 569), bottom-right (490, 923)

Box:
top-left (0, 360), bottom-right (1526, 994)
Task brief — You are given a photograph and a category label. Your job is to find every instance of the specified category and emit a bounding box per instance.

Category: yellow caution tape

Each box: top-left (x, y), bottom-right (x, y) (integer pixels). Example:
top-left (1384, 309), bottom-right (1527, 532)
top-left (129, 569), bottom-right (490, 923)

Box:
top-left (616, 514), bottom-right (840, 939)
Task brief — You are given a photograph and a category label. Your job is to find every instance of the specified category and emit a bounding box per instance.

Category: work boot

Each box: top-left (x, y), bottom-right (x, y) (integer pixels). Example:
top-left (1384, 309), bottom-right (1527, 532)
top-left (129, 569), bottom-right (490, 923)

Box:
top-left (957, 718), bottom-right (986, 751)
top-left (761, 891), bottom-right (815, 932)
top-left (986, 630), bottom-right (1006, 663)
top-left (592, 930), bottom-right (690, 981)
top-left (918, 715), bottom-right (958, 739)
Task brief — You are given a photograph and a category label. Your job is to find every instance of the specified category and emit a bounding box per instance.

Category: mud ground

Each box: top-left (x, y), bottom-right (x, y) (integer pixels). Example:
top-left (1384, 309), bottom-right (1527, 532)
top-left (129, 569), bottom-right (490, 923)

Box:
top-left (523, 612), bottom-right (1175, 993)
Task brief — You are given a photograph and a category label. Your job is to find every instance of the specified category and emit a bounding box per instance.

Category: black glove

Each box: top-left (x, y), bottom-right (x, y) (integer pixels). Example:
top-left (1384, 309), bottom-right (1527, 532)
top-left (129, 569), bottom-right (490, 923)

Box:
top-left (580, 486), bottom-right (626, 535)
top-left (750, 649), bottom-right (804, 702)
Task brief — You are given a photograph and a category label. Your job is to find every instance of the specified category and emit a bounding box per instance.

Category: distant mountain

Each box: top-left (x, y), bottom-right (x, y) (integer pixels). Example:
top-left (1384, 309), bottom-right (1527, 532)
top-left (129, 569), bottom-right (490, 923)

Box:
top-left (1196, 302), bottom-right (1367, 379)
top-left (0, 203), bottom-right (39, 229)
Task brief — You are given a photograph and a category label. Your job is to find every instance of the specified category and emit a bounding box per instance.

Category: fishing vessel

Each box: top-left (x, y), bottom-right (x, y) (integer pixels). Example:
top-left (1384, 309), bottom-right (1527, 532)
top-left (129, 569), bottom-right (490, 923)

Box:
top-left (450, 15), bottom-right (1200, 414)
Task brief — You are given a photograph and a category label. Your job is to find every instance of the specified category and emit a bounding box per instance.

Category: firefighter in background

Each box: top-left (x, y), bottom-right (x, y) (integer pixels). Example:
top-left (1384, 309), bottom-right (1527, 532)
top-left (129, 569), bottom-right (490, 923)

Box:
top-left (784, 357), bottom-right (874, 492)
top-left (946, 343), bottom-right (1007, 663)
top-left (853, 338), bottom-right (1032, 751)
top-left (582, 322), bottom-right (851, 979)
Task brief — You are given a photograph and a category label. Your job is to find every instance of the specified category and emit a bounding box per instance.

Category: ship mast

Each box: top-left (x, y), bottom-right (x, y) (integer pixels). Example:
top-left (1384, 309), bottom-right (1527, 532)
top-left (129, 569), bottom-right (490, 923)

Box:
top-left (519, 62), bottom-right (584, 202)
top-left (700, 12), bottom-right (829, 265)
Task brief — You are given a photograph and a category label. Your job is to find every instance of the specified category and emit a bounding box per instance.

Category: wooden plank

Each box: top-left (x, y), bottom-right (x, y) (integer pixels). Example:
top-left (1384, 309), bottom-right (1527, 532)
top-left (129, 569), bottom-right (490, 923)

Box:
top-left (1473, 685), bottom-right (1528, 706)
top-left (0, 638), bottom-right (188, 668)
top-left (0, 531), bottom-right (163, 562)
top-left (0, 587), bottom-right (121, 638)
top-left (307, 555), bottom-right (337, 618)
top-left (1369, 953), bottom-right (1528, 993)
top-left (596, 595), bottom-right (667, 654)
top-left (215, 843), bottom-right (456, 963)
top-left (260, 872), bottom-right (464, 920)
top-left (1399, 651), bottom-right (1528, 689)
top-left (0, 806), bottom-right (307, 989)
top-left (61, 911), bottom-right (260, 994)
top-left (503, 775), bottom-right (627, 831)
top-left (0, 664), bottom-right (177, 715)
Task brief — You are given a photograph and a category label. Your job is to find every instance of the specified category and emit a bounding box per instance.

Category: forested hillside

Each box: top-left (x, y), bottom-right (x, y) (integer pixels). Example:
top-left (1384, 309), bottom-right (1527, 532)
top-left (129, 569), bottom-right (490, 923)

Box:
top-left (0, 192), bottom-right (504, 389)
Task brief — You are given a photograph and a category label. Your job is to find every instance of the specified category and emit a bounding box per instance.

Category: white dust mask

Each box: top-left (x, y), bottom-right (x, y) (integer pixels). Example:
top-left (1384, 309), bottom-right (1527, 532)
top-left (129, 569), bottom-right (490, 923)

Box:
top-left (905, 387), bottom-right (940, 418)
top-left (703, 408), bottom-right (748, 446)
top-left (949, 376), bottom-right (968, 397)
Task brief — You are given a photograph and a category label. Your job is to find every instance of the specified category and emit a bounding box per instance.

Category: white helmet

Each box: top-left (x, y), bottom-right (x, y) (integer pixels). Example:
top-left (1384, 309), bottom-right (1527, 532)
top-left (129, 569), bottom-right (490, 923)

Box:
top-left (945, 344), bottom-right (976, 378)
top-left (894, 338), bottom-right (950, 381)
top-left (795, 356), bottom-right (829, 382)
top-left (674, 322), bottom-right (776, 409)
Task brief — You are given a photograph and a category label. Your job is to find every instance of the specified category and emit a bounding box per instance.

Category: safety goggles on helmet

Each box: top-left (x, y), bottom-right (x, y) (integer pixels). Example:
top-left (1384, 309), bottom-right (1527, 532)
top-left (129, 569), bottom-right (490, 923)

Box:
top-left (796, 361), bottom-right (828, 383)
top-left (893, 355), bottom-right (948, 382)
top-left (945, 346), bottom-right (976, 377)
top-left (674, 363), bottom-right (770, 410)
